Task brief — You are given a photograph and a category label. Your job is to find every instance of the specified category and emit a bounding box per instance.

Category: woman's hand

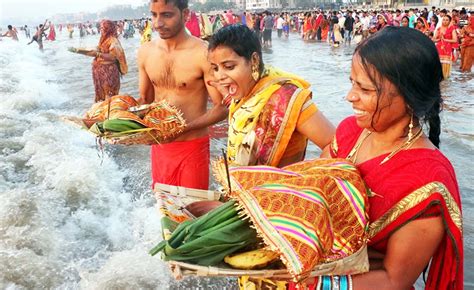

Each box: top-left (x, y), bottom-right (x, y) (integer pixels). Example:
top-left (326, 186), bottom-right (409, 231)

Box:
top-left (207, 80), bottom-right (233, 107)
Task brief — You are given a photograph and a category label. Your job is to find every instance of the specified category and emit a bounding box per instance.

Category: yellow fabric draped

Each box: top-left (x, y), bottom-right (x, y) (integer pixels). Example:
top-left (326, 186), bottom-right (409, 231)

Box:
top-left (227, 66), bottom-right (311, 167)
top-left (140, 21), bottom-right (152, 45)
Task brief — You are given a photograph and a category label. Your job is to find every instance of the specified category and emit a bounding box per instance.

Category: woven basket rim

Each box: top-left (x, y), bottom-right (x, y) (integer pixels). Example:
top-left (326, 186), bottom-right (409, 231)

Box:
top-left (165, 244), bottom-right (368, 279)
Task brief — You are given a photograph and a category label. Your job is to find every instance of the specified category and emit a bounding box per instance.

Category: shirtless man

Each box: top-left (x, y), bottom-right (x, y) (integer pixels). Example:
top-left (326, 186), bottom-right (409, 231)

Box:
top-left (138, 0), bottom-right (227, 190)
top-left (27, 20), bottom-right (49, 51)
top-left (1, 25), bottom-right (19, 41)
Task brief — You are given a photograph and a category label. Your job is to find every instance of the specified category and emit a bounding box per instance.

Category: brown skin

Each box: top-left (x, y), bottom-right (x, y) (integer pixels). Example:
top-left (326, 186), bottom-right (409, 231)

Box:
top-left (208, 46), bottom-right (335, 162)
top-left (321, 55), bottom-right (444, 289)
top-left (1, 28), bottom-right (18, 41)
top-left (137, 0), bottom-right (226, 141)
top-left (401, 17), bottom-right (409, 27)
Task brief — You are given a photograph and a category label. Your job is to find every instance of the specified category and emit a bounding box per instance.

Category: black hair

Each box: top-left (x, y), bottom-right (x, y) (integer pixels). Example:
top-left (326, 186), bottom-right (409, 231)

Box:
top-left (151, 0), bottom-right (187, 11)
top-left (208, 24), bottom-right (264, 74)
top-left (354, 27), bottom-right (443, 147)
top-left (443, 14), bottom-right (452, 22)
top-left (8, 25), bottom-right (12, 30)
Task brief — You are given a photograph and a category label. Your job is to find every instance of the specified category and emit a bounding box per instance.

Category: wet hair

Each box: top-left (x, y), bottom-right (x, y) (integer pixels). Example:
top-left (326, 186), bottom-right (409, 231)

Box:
top-left (151, 0), bottom-right (187, 11)
top-left (354, 27), bottom-right (443, 147)
top-left (208, 24), bottom-right (264, 74)
top-left (8, 25), bottom-right (12, 30)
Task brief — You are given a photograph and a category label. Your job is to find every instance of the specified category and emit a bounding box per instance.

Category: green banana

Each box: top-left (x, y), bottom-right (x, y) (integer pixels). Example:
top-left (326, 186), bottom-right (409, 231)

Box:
top-left (102, 119), bottom-right (145, 132)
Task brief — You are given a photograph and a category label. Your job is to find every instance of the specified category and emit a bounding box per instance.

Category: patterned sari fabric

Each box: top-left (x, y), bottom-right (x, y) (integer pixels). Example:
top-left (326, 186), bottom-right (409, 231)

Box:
top-left (92, 20), bottom-right (128, 102)
top-left (330, 117), bottom-right (463, 290)
top-left (216, 158), bottom-right (370, 281)
top-left (227, 66), bottom-right (316, 167)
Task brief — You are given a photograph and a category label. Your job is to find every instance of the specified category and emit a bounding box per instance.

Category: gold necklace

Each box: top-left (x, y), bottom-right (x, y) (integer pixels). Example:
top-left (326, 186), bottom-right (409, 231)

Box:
top-left (347, 128), bottom-right (424, 165)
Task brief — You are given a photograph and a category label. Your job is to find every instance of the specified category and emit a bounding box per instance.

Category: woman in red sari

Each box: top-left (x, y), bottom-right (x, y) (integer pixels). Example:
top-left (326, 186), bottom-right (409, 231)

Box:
top-left (315, 27), bottom-right (462, 290)
top-left (433, 15), bottom-right (458, 79)
top-left (47, 21), bottom-right (56, 41)
top-left (320, 16), bottom-right (329, 42)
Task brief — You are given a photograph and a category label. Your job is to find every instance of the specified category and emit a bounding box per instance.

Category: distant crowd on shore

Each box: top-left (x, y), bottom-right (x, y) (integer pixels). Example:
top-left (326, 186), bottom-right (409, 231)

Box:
top-left (1, 6), bottom-right (473, 74)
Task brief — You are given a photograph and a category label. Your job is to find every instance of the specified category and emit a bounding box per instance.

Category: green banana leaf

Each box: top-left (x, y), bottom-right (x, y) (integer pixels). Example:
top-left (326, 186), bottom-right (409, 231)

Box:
top-left (150, 200), bottom-right (258, 266)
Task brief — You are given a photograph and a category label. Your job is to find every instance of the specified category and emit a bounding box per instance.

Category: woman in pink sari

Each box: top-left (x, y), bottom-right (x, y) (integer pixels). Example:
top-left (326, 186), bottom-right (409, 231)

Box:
top-left (433, 15), bottom-right (458, 79)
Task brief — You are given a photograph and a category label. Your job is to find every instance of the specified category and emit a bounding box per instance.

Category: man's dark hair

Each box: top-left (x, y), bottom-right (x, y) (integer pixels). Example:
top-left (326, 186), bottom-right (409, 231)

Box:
top-left (152, 0), bottom-right (188, 11)
top-left (8, 25), bottom-right (12, 30)
top-left (208, 24), bottom-right (264, 74)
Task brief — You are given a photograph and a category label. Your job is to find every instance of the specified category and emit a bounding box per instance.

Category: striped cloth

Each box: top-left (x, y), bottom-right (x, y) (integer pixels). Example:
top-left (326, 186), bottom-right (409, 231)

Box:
top-left (219, 158), bottom-right (370, 280)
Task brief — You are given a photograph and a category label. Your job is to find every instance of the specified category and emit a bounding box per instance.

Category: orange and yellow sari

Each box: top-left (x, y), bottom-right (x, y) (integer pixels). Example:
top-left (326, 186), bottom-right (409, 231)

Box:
top-left (227, 66), bottom-right (317, 168)
top-left (92, 20), bottom-right (128, 102)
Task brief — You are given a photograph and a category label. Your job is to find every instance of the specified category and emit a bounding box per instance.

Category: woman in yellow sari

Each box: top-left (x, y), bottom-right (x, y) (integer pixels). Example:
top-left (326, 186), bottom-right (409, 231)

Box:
top-left (208, 24), bottom-right (335, 168)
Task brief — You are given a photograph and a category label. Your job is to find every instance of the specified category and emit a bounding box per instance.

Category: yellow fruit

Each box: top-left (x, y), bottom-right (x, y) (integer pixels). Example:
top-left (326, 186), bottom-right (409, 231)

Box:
top-left (224, 248), bottom-right (280, 270)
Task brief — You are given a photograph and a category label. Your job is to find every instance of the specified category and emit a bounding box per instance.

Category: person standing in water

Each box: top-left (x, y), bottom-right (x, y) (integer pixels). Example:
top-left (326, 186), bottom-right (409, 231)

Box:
top-left (137, 0), bottom-right (226, 190)
top-left (1, 25), bottom-right (19, 41)
top-left (27, 20), bottom-right (49, 51)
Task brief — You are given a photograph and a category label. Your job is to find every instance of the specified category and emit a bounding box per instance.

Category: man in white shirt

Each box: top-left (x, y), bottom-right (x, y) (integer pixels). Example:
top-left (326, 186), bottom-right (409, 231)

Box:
top-left (276, 14), bottom-right (284, 38)
top-left (361, 11), bottom-right (370, 39)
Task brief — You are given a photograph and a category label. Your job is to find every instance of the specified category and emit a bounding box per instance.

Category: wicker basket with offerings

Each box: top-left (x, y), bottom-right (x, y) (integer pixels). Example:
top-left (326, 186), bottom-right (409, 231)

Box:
top-left (82, 95), bottom-right (186, 145)
top-left (150, 158), bottom-right (371, 284)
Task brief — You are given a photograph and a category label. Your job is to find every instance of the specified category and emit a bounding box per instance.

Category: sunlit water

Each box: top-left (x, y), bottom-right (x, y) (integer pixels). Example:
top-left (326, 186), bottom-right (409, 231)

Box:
top-left (0, 30), bottom-right (472, 289)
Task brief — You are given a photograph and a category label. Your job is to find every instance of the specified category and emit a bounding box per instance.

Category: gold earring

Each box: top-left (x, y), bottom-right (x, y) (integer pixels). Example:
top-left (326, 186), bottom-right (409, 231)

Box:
top-left (408, 114), bottom-right (414, 140)
top-left (251, 66), bottom-right (260, 81)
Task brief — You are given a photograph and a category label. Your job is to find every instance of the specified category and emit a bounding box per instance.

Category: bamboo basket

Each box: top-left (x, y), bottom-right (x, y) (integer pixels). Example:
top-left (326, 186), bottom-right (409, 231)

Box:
top-left (104, 129), bottom-right (166, 146)
top-left (153, 184), bottom-right (369, 280)
top-left (167, 245), bottom-right (368, 279)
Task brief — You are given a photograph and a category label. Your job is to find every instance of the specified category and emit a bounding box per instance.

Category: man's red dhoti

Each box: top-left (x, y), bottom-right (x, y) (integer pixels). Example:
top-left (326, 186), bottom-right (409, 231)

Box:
top-left (151, 136), bottom-right (210, 190)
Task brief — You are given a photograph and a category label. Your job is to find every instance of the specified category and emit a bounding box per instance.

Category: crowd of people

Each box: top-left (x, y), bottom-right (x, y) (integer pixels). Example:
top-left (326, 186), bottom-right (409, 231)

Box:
top-left (2, 6), bottom-right (473, 75)
top-left (0, 1), bottom-right (468, 289)
top-left (197, 7), bottom-right (473, 77)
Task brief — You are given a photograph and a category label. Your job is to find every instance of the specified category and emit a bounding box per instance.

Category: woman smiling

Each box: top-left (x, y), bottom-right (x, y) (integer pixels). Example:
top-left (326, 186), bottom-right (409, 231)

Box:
top-left (319, 27), bottom-right (463, 290)
top-left (208, 24), bottom-right (335, 167)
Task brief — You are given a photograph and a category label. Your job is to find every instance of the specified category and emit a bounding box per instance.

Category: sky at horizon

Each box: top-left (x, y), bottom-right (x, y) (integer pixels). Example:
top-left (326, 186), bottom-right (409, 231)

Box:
top-left (1, 0), bottom-right (147, 26)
